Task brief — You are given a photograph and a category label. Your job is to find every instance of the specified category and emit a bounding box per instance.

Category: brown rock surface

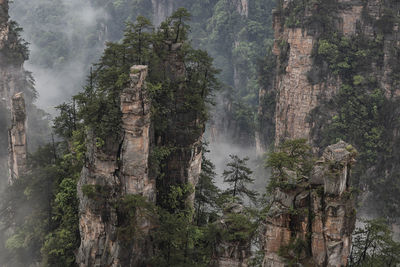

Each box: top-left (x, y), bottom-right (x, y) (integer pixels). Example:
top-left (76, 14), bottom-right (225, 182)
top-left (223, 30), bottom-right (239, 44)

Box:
top-left (268, 0), bottom-right (400, 146)
top-left (7, 92), bottom-right (26, 183)
top-left (77, 65), bottom-right (154, 267)
top-left (263, 141), bottom-right (357, 267)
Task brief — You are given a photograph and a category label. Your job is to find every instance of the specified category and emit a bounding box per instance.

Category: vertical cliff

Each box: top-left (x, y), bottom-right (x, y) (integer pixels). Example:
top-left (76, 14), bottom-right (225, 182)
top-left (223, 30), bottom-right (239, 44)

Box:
top-left (259, 0), bottom-right (400, 221)
top-left (263, 141), bottom-right (357, 267)
top-left (77, 65), bottom-right (154, 266)
top-left (155, 42), bottom-right (203, 207)
top-left (0, 0), bottom-right (35, 186)
top-left (7, 92), bottom-right (27, 184)
top-left (264, 0), bottom-right (399, 145)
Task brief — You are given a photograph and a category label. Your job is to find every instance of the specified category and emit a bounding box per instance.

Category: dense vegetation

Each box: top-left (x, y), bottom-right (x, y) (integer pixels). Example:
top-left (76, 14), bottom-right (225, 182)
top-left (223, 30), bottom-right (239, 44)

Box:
top-left (0, 10), bottom-right (260, 266)
top-left (276, 0), bottom-right (400, 220)
top-left (0, 17), bottom-right (50, 186)
top-left (2, 0), bottom-right (400, 266)
top-left (11, 0), bottom-right (275, 146)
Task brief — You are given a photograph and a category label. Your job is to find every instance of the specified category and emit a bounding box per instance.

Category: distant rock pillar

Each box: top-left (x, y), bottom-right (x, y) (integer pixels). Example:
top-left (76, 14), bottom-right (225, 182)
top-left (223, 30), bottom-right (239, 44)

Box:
top-left (8, 92), bottom-right (27, 184)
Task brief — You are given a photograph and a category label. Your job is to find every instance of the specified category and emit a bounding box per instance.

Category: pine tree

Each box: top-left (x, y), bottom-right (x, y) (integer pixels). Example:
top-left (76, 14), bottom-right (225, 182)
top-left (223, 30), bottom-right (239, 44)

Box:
top-left (222, 155), bottom-right (258, 203)
top-left (195, 146), bottom-right (220, 226)
top-left (349, 219), bottom-right (400, 266)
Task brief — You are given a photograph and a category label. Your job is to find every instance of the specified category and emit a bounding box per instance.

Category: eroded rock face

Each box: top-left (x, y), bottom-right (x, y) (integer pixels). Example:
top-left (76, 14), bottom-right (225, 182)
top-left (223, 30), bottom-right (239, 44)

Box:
top-left (7, 92), bottom-right (26, 184)
top-left (263, 141), bottom-right (357, 267)
top-left (269, 0), bottom-right (400, 145)
top-left (0, 0), bottom-right (39, 186)
top-left (77, 66), bottom-right (154, 267)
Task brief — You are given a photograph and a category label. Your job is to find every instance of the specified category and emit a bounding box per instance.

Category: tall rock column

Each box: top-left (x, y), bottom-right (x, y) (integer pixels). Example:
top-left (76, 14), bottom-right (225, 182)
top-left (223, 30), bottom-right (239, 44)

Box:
top-left (120, 65), bottom-right (155, 199)
top-left (0, 0), bottom-right (43, 187)
top-left (77, 65), bottom-right (154, 267)
top-left (263, 141), bottom-right (357, 267)
top-left (269, 1), bottom-right (368, 145)
top-left (156, 42), bottom-right (203, 206)
top-left (7, 92), bottom-right (27, 184)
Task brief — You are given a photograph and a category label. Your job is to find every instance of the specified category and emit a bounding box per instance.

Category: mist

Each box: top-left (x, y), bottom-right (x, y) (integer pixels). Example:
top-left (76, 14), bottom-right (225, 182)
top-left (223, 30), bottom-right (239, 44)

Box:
top-left (9, 0), bottom-right (109, 114)
top-left (206, 135), bottom-right (270, 197)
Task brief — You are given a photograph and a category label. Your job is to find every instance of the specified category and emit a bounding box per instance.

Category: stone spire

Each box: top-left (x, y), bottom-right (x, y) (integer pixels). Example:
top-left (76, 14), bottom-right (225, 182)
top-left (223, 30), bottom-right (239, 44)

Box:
top-left (8, 92), bottom-right (27, 184)
top-left (77, 65), bottom-right (155, 267)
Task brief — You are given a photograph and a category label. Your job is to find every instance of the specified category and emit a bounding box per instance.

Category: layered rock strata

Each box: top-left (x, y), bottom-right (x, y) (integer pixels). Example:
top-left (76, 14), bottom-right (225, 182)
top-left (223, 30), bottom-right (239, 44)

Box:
top-left (77, 65), bottom-right (154, 267)
top-left (7, 92), bottom-right (26, 183)
top-left (263, 141), bottom-right (357, 267)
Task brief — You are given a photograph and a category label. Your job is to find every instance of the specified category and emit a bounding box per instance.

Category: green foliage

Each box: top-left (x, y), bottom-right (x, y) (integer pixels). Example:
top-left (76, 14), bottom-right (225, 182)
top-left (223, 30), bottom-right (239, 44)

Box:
top-left (0, 21), bottom-right (30, 66)
top-left (41, 177), bottom-right (80, 266)
top-left (278, 237), bottom-right (309, 266)
top-left (116, 194), bottom-right (157, 245)
top-left (222, 155), bottom-right (258, 203)
top-left (53, 101), bottom-right (77, 139)
top-left (280, 0), bottom-right (337, 32)
top-left (221, 210), bottom-right (257, 244)
top-left (190, 0), bottom-right (274, 145)
top-left (151, 183), bottom-right (214, 266)
top-left (1, 141), bottom-right (82, 266)
top-left (74, 10), bottom-right (219, 148)
top-left (266, 139), bottom-right (314, 192)
top-left (306, 3), bottom-right (400, 219)
top-left (81, 184), bottom-right (111, 200)
top-left (195, 149), bottom-right (220, 226)
top-left (349, 219), bottom-right (400, 266)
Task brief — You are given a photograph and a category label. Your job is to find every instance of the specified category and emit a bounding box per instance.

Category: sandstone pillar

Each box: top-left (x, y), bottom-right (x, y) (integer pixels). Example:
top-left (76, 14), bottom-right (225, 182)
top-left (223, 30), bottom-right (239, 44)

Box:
top-left (8, 92), bottom-right (27, 184)
top-left (77, 65), bottom-right (154, 267)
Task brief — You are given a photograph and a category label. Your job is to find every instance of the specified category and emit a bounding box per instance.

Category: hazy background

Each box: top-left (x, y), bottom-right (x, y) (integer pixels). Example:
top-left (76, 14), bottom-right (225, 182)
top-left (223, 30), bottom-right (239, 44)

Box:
top-left (10, 0), bottom-right (272, 191)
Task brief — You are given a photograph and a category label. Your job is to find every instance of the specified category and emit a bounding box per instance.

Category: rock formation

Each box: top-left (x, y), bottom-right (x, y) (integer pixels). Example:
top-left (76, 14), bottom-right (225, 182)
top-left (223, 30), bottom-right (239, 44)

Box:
top-left (0, 0), bottom-right (44, 186)
top-left (77, 65), bottom-right (155, 267)
top-left (155, 42), bottom-right (203, 206)
top-left (7, 92), bottom-right (27, 184)
top-left (256, 0), bottom-right (400, 148)
top-left (77, 52), bottom-right (205, 264)
top-left (263, 141), bottom-right (357, 267)
top-left (0, 0), bottom-right (27, 185)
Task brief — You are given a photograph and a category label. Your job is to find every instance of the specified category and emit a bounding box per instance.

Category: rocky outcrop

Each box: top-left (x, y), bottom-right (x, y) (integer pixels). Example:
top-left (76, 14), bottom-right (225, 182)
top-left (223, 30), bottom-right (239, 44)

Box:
top-left (77, 65), bottom-right (154, 267)
top-left (7, 92), bottom-right (26, 184)
top-left (268, 0), bottom-right (400, 145)
top-left (77, 41), bottom-right (206, 265)
top-left (263, 141), bottom-right (357, 267)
